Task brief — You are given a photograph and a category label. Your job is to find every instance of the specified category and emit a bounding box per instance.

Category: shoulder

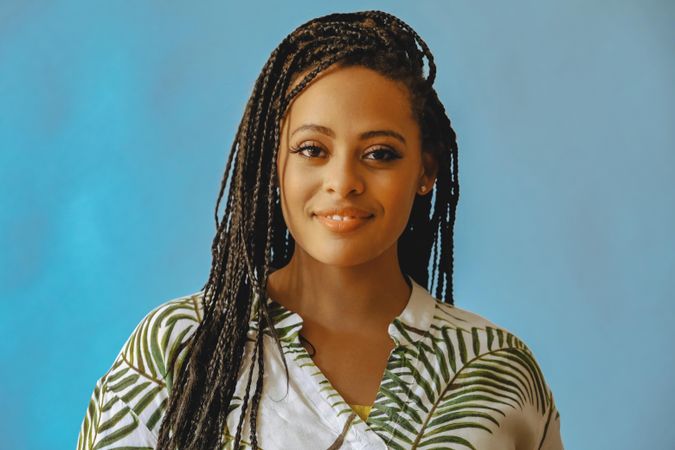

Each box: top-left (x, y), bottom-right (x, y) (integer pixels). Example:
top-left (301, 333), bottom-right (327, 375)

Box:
top-left (77, 290), bottom-right (206, 449)
top-left (120, 290), bottom-right (206, 386)
top-left (429, 298), bottom-right (563, 447)
top-left (428, 297), bottom-right (554, 407)
top-left (432, 299), bottom-right (532, 358)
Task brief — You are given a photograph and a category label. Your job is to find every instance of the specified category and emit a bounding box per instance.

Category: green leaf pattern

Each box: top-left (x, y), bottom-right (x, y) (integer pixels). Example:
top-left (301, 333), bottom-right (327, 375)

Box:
top-left (77, 279), bottom-right (563, 449)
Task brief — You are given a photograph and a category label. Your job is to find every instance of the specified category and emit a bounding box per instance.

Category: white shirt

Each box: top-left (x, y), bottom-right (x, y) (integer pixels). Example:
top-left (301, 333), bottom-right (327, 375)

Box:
top-left (77, 274), bottom-right (564, 449)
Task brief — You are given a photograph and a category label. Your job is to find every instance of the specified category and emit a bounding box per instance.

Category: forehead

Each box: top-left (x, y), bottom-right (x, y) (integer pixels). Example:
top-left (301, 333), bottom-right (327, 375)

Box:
top-left (281, 65), bottom-right (417, 135)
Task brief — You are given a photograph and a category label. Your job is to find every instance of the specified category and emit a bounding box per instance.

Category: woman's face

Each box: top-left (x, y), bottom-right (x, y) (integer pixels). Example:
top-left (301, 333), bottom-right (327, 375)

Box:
top-left (276, 64), bottom-right (437, 268)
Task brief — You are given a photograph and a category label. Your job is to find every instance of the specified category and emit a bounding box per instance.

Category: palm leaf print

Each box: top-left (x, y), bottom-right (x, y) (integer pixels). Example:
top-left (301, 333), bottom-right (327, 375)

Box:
top-left (77, 295), bottom-right (202, 449)
top-left (365, 304), bottom-right (555, 450)
top-left (78, 285), bottom-right (563, 449)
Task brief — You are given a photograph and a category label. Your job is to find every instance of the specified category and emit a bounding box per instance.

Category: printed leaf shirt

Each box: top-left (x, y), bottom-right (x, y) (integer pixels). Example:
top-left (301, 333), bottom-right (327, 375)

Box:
top-left (77, 275), bottom-right (564, 449)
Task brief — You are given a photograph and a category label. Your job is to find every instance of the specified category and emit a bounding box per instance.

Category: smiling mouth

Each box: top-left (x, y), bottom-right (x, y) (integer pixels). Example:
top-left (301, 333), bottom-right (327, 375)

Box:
top-left (313, 213), bottom-right (373, 233)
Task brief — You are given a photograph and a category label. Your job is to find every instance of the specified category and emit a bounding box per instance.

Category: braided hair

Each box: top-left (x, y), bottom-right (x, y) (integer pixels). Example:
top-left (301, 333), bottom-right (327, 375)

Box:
top-left (155, 10), bottom-right (460, 449)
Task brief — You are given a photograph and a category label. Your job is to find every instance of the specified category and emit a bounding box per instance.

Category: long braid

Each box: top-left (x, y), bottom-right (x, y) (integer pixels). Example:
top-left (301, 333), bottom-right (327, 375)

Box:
top-left (155, 10), bottom-right (461, 449)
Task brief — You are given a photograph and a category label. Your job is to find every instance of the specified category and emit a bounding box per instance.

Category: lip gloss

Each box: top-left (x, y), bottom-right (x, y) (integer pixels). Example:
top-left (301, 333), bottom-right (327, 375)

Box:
top-left (314, 214), bottom-right (372, 233)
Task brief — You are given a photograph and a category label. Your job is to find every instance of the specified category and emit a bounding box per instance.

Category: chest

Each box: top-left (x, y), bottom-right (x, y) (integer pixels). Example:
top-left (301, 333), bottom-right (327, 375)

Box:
top-left (299, 328), bottom-right (396, 406)
top-left (226, 331), bottom-right (533, 450)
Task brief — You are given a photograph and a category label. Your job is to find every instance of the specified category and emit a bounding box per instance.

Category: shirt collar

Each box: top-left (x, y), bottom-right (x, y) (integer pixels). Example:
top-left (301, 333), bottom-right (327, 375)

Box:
top-left (247, 273), bottom-right (437, 349)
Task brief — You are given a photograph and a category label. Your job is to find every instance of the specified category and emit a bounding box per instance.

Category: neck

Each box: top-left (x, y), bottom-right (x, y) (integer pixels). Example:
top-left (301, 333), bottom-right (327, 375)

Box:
top-left (265, 247), bottom-right (412, 334)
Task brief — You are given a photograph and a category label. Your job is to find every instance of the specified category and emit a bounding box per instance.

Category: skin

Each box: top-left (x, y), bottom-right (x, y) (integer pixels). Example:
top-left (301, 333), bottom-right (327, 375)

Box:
top-left (265, 64), bottom-right (438, 404)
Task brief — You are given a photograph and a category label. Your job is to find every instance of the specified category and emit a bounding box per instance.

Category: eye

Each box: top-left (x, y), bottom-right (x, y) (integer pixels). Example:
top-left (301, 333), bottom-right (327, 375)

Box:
top-left (289, 144), bottom-right (325, 159)
top-left (364, 147), bottom-right (402, 162)
top-left (290, 144), bottom-right (402, 162)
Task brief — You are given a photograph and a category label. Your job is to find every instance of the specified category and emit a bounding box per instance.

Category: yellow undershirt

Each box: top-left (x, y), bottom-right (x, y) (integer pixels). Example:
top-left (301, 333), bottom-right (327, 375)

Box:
top-left (349, 404), bottom-right (372, 421)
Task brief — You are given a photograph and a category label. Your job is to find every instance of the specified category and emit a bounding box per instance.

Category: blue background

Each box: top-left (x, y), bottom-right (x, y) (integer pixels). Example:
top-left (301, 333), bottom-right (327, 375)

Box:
top-left (1, 1), bottom-right (673, 449)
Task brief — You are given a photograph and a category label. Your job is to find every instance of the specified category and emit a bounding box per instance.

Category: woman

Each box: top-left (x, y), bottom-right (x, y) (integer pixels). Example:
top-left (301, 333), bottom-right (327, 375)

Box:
top-left (77, 10), bottom-right (564, 450)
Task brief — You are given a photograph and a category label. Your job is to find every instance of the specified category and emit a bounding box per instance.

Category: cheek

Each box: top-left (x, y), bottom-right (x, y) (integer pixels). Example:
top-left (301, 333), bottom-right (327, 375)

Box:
top-left (283, 180), bottom-right (305, 210)
top-left (377, 177), bottom-right (418, 229)
top-left (282, 162), bottom-right (310, 195)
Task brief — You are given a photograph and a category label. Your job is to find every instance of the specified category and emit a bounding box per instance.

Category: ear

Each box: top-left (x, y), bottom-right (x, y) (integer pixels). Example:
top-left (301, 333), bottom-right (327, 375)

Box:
top-left (418, 150), bottom-right (438, 195)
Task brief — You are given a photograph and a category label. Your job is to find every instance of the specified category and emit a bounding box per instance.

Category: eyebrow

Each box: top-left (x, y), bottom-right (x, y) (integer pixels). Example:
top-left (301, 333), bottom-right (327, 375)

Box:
top-left (290, 123), bottom-right (407, 145)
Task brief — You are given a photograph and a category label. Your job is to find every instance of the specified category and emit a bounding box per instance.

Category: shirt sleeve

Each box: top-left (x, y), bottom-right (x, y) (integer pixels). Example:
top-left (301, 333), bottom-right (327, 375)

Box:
top-left (77, 295), bottom-right (201, 449)
top-left (537, 390), bottom-right (564, 450)
top-left (461, 333), bottom-right (565, 450)
top-left (76, 372), bottom-right (158, 450)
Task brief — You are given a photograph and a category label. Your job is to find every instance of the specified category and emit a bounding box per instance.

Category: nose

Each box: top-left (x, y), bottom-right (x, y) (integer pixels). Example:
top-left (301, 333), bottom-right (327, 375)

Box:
top-left (323, 149), bottom-right (365, 196)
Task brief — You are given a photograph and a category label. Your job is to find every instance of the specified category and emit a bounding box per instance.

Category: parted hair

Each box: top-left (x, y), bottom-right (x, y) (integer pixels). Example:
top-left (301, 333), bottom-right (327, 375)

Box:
top-left (155, 10), bottom-right (460, 449)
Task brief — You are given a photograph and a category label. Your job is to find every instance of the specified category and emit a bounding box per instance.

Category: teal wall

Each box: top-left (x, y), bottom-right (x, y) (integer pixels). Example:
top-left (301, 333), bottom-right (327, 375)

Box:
top-left (1, 1), bottom-right (672, 448)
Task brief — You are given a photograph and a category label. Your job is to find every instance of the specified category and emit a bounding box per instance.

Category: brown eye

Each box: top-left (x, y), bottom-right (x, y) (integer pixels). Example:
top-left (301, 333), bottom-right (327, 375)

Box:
top-left (289, 144), bottom-right (325, 159)
top-left (365, 147), bottom-right (402, 161)
top-left (289, 144), bottom-right (401, 161)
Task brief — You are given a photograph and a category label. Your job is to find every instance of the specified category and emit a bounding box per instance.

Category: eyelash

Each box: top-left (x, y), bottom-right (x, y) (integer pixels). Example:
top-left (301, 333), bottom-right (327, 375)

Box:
top-left (289, 144), bottom-right (402, 162)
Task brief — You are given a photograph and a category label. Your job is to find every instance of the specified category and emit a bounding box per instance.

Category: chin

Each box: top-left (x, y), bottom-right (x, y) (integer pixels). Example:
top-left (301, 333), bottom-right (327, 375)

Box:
top-left (306, 243), bottom-right (386, 268)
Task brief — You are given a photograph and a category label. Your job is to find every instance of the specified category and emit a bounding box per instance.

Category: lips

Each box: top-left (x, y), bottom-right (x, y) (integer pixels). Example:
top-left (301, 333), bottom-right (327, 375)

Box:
top-left (312, 206), bottom-right (374, 233)
top-left (314, 213), bottom-right (372, 233)
top-left (313, 207), bottom-right (374, 218)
